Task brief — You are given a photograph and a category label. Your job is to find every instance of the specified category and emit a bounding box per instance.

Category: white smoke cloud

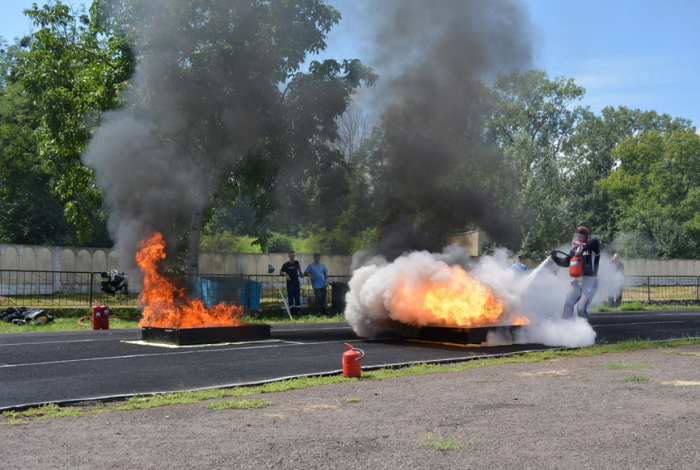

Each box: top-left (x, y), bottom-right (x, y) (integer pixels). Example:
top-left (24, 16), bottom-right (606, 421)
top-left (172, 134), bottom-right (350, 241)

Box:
top-left (487, 317), bottom-right (597, 348)
top-left (345, 245), bottom-right (598, 347)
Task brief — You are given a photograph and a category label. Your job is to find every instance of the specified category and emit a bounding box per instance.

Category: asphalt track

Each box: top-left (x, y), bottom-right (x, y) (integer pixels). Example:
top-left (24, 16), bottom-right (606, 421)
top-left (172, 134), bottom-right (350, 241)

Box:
top-left (1, 309), bottom-right (700, 411)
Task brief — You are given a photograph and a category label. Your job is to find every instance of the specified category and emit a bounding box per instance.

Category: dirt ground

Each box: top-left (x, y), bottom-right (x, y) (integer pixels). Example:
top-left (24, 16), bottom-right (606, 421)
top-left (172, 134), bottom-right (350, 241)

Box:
top-left (3, 344), bottom-right (700, 470)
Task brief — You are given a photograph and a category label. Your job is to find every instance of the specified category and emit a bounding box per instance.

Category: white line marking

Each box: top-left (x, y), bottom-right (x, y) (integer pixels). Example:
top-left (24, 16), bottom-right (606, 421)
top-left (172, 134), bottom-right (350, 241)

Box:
top-left (273, 326), bottom-right (353, 331)
top-left (0, 326), bottom-right (354, 347)
top-left (595, 321), bottom-right (690, 326)
top-left (0, 339), bottom-right (363, 369)
top-left (0, 338), bottom-right (120, 347)
top-left (598, 313), bottom-right (700, 318)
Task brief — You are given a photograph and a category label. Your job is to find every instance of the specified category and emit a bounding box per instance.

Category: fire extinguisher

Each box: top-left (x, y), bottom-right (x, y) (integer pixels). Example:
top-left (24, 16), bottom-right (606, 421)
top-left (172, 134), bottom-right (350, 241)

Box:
top-left (342, 343), bottom-right (365, 378)
top-left (100, 301), bottom-right (110, 330)
top-left (569, 243), bottom-right (584, 278)
top-left (91, 301), bottom-right (102, 330)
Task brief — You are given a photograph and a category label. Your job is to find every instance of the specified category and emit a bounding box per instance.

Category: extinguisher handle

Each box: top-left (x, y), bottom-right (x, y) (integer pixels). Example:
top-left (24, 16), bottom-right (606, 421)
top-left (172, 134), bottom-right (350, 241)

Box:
top-left (351, 348), bottom-right (365, 361)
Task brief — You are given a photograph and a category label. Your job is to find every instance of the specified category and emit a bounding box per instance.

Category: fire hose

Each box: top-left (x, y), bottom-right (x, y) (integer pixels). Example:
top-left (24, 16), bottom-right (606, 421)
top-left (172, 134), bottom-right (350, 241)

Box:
top-left (552, 246), bottom-right (584, 278)
top-left (268, 264), bottom-right (294, 320)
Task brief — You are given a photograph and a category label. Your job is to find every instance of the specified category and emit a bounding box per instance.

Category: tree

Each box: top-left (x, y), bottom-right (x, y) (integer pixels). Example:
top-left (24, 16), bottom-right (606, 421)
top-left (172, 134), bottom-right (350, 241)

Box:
top-left (334, 104), bottom-right (376, 163)
top-left (237, 57), bottom-right (376, 250)
top-left (346, 79), bottom-right (518, 255)
top-left (0, 38), bottom-right (110, 245)
top-left (15, 0), bottom-right (375, 272)
top-left (565, 106), bottom-right (695, 246)
top-left (489, 69), bottom-right (586, 256)
top-left (14, 1), bottom-right (133, 242)
top-left (273, 104), bottom-right (378, 250)
top-left (108, 0), bottom-right (375, 271)
top-left (598, 129), bottom-right (700, 258)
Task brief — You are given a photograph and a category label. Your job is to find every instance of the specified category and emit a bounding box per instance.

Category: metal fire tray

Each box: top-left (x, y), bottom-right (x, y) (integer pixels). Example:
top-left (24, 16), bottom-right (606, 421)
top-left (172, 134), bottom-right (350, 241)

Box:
top-left (418, 325), bottom-right (523, 345)
top-left (141, 324), bottom-right (271, 346)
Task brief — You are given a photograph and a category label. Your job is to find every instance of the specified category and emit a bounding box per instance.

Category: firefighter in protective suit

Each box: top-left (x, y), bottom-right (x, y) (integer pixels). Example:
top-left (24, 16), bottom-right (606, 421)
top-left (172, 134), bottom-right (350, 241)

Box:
top-left (550, 226), bottom-right (601, 320)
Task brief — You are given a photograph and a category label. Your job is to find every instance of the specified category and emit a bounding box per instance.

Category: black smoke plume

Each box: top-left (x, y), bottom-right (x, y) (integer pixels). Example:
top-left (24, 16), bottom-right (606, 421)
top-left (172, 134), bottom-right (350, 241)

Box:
top-left (82, 0), bottom-right (351, 272)
top-left (330, 0), bottom-right (535, 258)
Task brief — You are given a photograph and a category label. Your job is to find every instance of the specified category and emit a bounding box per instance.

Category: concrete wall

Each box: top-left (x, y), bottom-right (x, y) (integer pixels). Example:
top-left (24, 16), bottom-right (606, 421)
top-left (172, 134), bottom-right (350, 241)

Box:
top-left (196, 252), bottom-right (352, 276)
top-left (446, 230), bottom-right (490, 257)
top-left (2, 243), bottom-right (700, 278)
top-left (0, 244), bottom-right (353, 276)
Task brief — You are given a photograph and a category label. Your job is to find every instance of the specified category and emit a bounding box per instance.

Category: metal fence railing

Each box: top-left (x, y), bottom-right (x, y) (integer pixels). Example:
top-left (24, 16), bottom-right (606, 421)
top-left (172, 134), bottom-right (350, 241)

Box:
top-left (239, 275), bottom-right (350, 312)
top-left (618, 276), bottom-right (700, 303)
top-left (0, 270), bottom-right (142, 308)
top-left (5, 270), bottom-right (693, 310)
top-left (0, 270), bottom-right (351, 312)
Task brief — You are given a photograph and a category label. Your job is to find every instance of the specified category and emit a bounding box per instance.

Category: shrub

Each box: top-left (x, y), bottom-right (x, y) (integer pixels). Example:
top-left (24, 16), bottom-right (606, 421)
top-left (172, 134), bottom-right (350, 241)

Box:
top-left (268, 235), bottom-right (294, 253)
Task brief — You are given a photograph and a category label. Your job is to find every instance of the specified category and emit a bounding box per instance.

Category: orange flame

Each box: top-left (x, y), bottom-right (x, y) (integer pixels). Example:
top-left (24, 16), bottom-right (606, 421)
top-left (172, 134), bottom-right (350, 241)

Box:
top-left (390, 265), bottom-right (528, 328)
top-left (137, 232), bottom-right (243, 328)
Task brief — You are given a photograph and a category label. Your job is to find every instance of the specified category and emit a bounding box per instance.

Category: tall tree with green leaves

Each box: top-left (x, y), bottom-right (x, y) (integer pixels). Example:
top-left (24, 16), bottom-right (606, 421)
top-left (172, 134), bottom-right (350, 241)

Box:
top-left (345, 80), bottom-right (518, 255)
top-left (564, 106), bottom-right (694, 246)
top-left (0, 38), bottom-right (111, 245)
top-left (598, 129), bottom-right (700, 258)
top-left (13, 1), bottom-right (133, 243)
top-left (12, 0), bottom-right (375, 271)
top-left (489, 69), bottom-right (586, 256)
top-left (72, 0), bottom-right (374, 272)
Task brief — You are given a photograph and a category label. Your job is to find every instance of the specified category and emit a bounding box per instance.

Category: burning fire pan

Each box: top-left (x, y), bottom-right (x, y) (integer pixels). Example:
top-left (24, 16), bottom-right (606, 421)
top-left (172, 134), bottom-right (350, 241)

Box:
top-left (141, 324), bottom-right (271, 346)
top-left (418, 325), bottom-right (523, 345)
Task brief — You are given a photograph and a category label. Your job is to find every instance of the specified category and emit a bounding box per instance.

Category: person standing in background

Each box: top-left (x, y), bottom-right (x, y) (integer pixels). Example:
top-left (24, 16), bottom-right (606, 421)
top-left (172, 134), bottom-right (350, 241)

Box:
top-left (304, 253), bottom-right (329, 315)
top-left (607, 253), bottom-right (625, 307)
top-left (511, 255), bottom-right (528, 273)
top-left (280, 251), bottom-right (303, 316)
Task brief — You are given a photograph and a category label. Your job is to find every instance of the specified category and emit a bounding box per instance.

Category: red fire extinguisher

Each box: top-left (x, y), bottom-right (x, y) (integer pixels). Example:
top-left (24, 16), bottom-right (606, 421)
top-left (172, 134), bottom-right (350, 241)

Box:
top-left (569, 243), bottom-right (583, 278)
top-left (91, 301), bottom-right (102, 330)
top-left (342, 343), bottom-right (365, 378)
top-left (100, 301), bottom-right (110, 330)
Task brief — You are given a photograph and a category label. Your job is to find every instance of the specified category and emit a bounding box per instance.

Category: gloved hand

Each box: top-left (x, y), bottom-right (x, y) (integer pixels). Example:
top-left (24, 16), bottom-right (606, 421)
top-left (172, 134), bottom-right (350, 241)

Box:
top-left (550, 250), bottom-right (557, 258)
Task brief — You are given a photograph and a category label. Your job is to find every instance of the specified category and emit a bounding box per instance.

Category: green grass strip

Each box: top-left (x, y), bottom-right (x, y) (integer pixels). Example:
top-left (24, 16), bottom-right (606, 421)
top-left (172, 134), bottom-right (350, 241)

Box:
top-left (205, 398), bottom-right (274, 410)
top-left (623, 374), bottom-right (650, 382)
top-left (0, 309), bottom-right (345, 333)
top-left (417, 432), bottom-right (479, 451)
top-left (594, 302), bottom-right (700, 312)
top-left (1, 404), bottom-right (85, 422)
top-left (246, 313), bottom-right (346, 324)
top-left (598, 362), bottom-right (650, 370)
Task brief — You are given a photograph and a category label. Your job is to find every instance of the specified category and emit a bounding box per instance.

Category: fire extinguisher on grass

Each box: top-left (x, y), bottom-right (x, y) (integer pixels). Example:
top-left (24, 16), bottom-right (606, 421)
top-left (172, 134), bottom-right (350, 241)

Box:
top-left (100, 301), bottom-right (110, 330)
top-left (342, 343), bottom-right (364, 378)
top-left (92, 301), bottom-right (110, 330)
top-left (91, 301), bottom-right (102, 330)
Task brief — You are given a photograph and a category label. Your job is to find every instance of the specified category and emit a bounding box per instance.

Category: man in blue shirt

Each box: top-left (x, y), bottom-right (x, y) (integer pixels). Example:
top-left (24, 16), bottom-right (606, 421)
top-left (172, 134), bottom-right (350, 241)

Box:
top-left (511, 255), bottom-right (528, 273)
top-left (304, 253), bottom-right (329, 315)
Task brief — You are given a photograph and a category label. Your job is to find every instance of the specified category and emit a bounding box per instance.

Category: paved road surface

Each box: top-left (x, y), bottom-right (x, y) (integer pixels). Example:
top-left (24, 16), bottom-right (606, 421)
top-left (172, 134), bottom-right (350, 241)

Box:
top-left (1, 310), bottom-right (699, 410)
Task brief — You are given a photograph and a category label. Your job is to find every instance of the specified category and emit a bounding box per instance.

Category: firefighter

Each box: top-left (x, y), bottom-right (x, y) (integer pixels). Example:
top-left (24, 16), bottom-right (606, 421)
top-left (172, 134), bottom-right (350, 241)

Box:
top-left (550, 226), bottom-right (601, 320)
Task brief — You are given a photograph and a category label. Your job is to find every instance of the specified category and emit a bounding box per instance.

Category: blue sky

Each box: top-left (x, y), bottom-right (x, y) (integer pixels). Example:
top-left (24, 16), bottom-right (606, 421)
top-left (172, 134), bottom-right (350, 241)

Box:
top-left (2, 0), bottom-right (699, 126)
top-left (526, 0), bottom-right (700, 126)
